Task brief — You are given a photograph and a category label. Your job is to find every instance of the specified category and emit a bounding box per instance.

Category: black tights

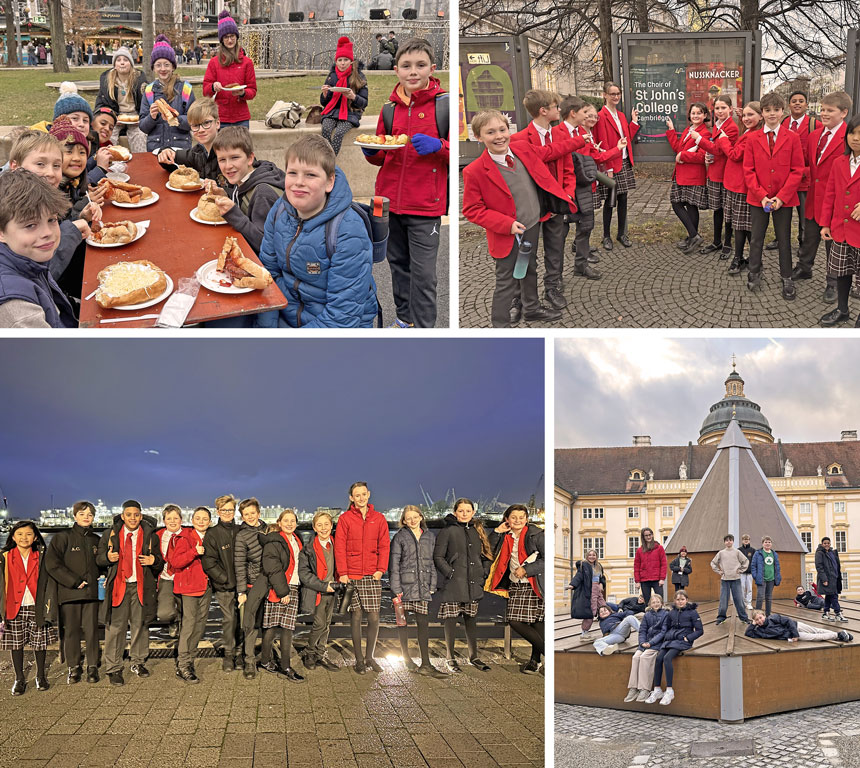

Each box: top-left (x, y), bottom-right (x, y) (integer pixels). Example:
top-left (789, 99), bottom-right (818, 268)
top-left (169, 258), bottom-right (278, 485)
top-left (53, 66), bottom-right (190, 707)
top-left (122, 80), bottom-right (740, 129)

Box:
top-left (351, 609), bottom-right (380, 662)
top-left (603, 193), bottom-right (628, 238)
top-left (837, 274), bottom-right (853, 313)
top-left (11, 649), bottom-right (46, 680)
top-left (444, 616), bottom-right (479, 660)
top-left (261, 627), bottom-right (293, 669)
top-left (653, 647), bottom-right (682, 688)
top-left (398, 613), bottom-right (431, 665)
top-left (734, 229), bottom-right (750, 262)
top-left (672, 202), bottom-right (700, 238)
top-left (509, 620), bottom-right (544, 662)
top-left (712, 209), bottom-right (733, 248)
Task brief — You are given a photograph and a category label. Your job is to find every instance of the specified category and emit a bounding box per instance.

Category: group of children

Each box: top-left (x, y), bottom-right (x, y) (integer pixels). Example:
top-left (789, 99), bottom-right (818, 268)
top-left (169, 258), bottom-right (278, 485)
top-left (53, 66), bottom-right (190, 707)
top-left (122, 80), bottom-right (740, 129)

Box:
top-left (0, 32), bottom-right (447, 329)
top-left (568, 531), bottom-right (852, 708)
top-left (0, 492), bottom-right (544, 694)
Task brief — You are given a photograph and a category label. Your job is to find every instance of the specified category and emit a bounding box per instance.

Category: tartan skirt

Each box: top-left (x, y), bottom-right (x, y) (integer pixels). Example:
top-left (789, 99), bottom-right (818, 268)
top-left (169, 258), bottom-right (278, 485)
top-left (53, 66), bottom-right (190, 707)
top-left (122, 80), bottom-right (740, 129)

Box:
top-left (0, 605), bottom-right (58, 651)
top-left (506, 583), bottom-right (545, 623)
top-left (437, 601), bottom-right (480, 620)
top-left (592, 187), bottom-right (603, 211)
top-left (670, 179), bottom-right (710, 209)
top-left (706, 178), bottom-right (725, 210)
top-left (600, 156), bottom-right (636, 199)
top-left (724, 189), bottom-right (752, 231)
top-left (401, 599), bottom-right (429, 616)
top-left (263, 585), bottom-right (299, 630)
top-left (827, 239), bottom-right (860, 277)
top-left (349, 576), bottom-right (382, 613)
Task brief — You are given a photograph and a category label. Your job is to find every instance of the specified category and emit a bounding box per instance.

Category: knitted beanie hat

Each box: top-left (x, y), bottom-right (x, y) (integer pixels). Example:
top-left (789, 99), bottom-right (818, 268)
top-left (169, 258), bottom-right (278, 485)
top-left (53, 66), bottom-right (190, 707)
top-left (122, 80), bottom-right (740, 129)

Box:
top-left (112, 45), bottom-right (135, 67)
top-left (151, 34), bottom-right (177, 68)
top-left (218, 10), bottom-right (239, 42)
top-left (49, 116), bottom-right (89, 152)
top-left (335, 36), bottom-right (354, 62)
top-left (53, 82), bottom-right (93, 121)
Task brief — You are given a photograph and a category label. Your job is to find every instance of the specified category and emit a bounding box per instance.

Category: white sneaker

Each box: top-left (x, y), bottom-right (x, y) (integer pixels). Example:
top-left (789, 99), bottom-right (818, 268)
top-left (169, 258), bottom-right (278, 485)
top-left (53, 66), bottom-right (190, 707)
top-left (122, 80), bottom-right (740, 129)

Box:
top-left (600, 644), bottom-right (618, 656)
top-left (837, 613), bottom-right (849, 623)
top-left (822, 612), bottom-right (832, 621)
top-left (659, 687), bottom-right (675, 705)
top-left (645, 687), bottom-right (663, 704)
top-left (636, 689), bottom-right (651, 702)
top-left (581, 629), bottom-right (591, 637)
top-left (624, 688), bottom-right (638, 702)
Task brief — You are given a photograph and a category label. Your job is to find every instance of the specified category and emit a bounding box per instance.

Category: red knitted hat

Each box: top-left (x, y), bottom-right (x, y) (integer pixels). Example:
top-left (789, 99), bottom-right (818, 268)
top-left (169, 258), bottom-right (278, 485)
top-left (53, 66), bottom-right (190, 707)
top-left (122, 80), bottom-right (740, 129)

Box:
top-left (335, 36), bottom-right (354, 61)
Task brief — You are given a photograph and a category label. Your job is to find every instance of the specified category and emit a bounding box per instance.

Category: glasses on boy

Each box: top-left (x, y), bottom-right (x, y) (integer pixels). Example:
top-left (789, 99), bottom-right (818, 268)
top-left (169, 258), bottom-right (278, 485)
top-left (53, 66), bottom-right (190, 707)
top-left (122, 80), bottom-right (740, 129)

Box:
top-left (190, 120), bottom-right (216, 133)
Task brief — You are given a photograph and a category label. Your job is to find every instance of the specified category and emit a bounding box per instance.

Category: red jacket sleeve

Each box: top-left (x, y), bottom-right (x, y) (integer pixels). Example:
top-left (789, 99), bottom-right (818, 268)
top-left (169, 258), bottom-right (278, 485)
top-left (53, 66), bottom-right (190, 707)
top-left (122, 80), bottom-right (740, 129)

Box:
top-left (657, 545), bottom-right (667, 580)
top-left (634, 548), bottom-right (642, 582)
top-left (510, 132), bottom-right (585, 161)
top-left (666, 130), bottom-right (681, 153)
top-left (377, 519), bottom-right (390, 573)
top-left (628, 120), bottom-right (640, 140)
top-left (169, 534), bottom-right (198, 570)
top-left (777, 135), bottom-right (805, 204)
top-left (743, 139), bottom-right (767, 203)
top-left (722, 133), bottom-right (747, 162)
top-left (202, 57), bottom-right (217, 98)
top-left (462, 163), bottom-right (515, 234)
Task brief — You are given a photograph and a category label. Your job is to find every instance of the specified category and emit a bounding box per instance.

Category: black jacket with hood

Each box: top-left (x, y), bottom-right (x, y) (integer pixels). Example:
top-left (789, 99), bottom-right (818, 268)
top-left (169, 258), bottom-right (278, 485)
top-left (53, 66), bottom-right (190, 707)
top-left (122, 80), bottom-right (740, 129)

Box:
top-left (433, 514), bottom-right (491, 603)
top-left (222, 160), bottom-right (286, 254)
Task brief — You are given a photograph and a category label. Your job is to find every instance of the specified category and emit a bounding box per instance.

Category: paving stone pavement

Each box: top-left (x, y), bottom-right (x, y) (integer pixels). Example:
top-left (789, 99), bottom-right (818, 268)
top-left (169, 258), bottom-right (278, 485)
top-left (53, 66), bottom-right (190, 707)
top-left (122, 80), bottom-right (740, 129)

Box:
top-left (0, 638), bottom-right (542, 767)
top-left (459, 178), bottom-right (858, 328)
top-left (556, 701), bottom-right (860, 767)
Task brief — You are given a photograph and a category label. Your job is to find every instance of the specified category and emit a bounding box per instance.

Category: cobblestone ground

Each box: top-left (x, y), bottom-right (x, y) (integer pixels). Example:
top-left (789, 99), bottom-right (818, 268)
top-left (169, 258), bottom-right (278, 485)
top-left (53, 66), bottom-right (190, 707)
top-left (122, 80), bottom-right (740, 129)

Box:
top-left (556, 701), bottom-right (860, 767)
top-left (0, 638), bottom-right (542, 767)
top-left (459, 178), bottom-right (855, 328)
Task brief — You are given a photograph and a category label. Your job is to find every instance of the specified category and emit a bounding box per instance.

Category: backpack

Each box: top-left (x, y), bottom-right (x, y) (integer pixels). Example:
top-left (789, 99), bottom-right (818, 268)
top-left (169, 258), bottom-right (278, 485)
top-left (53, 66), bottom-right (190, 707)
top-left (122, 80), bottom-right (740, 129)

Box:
top-left (144, 80), bottom-right (192, 110)
top-left (265, 100), bottom-right (304, 129)
top-left (238, 183), bottom-right (283, 218)
top-left (381, 92), bottom-right (448, 140)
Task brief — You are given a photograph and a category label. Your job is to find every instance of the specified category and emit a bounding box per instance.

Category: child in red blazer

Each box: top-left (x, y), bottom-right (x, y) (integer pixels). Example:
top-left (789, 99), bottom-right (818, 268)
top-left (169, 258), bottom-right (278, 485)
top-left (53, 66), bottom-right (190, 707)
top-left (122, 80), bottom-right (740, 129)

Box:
top-left (794, 91), bottom-right (852, 306)
top-left (665, 102), bottom-right (711, 253)
top-left (742, 91), bottom-right (805, 298)
top-left (593, 81), bottom-right (640, 250)
top-left (820, 114), bottom-right (860, 327)
top-left (695, 96), bottom-right (740, 257)
top-left (462, 110), bottom-right (580, 328)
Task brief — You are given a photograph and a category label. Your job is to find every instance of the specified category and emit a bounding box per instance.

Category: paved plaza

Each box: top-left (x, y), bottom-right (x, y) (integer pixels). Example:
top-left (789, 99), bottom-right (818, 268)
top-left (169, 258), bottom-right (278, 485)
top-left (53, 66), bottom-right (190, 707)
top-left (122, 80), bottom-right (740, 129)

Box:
top-left (0, 637), bottom-right (542, 767)
top-left (556, 701), bottom-right (860, 767)
top-left (459, 178), bottom-right (854, 328)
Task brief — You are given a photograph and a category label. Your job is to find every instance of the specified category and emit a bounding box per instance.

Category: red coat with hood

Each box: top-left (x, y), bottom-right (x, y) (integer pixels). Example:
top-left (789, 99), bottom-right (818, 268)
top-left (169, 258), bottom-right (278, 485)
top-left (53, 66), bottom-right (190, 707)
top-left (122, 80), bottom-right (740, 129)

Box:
top-left (634, 543), bottom-right (667, 583)
top-left (202, 51), bottom-right (257, 124)
top-left (334, 504), bottom-right (390, 579)
top-left (364, 77), bottom-right (448, 217)
top-left (169, 527), bottom-right (210, 596)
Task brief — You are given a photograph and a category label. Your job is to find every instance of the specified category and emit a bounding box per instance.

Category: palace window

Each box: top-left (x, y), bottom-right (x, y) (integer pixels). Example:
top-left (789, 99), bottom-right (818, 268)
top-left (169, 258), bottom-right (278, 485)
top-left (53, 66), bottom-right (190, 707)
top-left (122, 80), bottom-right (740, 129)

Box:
top-left (630, 470), bottom-right (644, 480)
top-left (628, 506), bottom-right (639, 519)
top-left (835, 531), bottom-right (847, 553)
top-left (829, 463), bottom-right (844, 475)
top-left (800, 532), bottom-right (812, 552)
top-left (628, 577), bottom-right (637, 595)
top-left (843, 572), bottom-right (850, 590)
top-left (582, 507), bottom-right (604, 520)
top-left (563, 533), bottom-right (569, 558)
top-left (583, 537), bottom-right (604, 559)
top-left (834, 501), bottom-right (846, 515)
top-left (628, 536), bottom-right (640, 558)
top-left (662, 505), bottom-right (673, 517)
top-left (805, 572), bottom-right (815, 590)
top-left (798, 502), bottom-right (811, 515)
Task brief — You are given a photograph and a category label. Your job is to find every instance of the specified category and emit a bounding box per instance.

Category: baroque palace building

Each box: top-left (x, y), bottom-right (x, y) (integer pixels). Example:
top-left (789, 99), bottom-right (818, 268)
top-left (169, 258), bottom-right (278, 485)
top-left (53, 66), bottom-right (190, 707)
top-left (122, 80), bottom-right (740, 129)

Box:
top-left (554, 363), bottom-right (860, 611)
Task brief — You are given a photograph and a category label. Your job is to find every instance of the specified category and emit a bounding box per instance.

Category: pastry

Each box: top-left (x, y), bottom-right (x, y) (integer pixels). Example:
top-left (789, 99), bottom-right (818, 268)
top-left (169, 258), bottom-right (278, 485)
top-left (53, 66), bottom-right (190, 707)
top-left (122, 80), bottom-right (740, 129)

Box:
top-left (117, 114), bottom-right (138, 123)
top-left (89, 220), bottom-right (138, 244)
top-left (215, 236), bottom-right (272, 289)
top-left (169, 166), bottom-right (202, 190)
top-left (95, 260), bottom-right (167, 308)
top-left (196, 193), bottom-right (225, 223)
top-left (154, 98), bottom-right (179, 127)
top-left (107, 145), bottom-right (132, 161)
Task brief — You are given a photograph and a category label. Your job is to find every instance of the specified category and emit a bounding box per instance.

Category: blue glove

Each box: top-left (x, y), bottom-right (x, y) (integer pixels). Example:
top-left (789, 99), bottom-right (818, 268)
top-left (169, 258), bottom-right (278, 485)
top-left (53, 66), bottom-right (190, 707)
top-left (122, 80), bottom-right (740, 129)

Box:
top-left (361, 147), bottom-right (381, 157)
top-left (411, 132), bottom-right (442, 155)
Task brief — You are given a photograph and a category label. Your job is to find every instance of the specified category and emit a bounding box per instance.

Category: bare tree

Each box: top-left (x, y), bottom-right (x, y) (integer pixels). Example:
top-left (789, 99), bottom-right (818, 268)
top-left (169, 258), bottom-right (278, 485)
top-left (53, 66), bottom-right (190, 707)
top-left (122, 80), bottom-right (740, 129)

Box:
top-left (141, 0), bottom-right (154, 79)
top-left (3, 1), bottom-right (20, 66)
top-left (46, 0), bottom-right (69, 73)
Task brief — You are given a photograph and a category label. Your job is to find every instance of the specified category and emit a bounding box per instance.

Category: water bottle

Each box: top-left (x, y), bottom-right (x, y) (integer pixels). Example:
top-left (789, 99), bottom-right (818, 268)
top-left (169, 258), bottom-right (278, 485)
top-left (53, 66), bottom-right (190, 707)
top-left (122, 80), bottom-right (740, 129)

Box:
top-left (392, 594), bottom-right (407, 627)
top-left (368, 196), bottom-right (390, 263)
top-left (513, 238), bottom-right (533, 280)
top-left (98, 574), bottom-right (106, 601)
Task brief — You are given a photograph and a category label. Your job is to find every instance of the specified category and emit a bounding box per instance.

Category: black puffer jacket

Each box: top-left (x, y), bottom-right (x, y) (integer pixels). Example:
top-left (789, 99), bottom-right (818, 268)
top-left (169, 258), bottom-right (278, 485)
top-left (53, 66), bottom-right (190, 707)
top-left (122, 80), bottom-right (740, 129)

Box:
top-left (201, 520), bottom-right (237, 591)
top-left (261, 531), bottom-right (301, 599)
top-left (234, 521), bottom-right (266, 594)
top-left (433, 514), bottom-right (491, 603)
top-left (815, 544), bottom-right (843, 596)
top-left (94, 68), bottom-right (146, 114)
top-left (569, 560), bottom-right (605, 620)
top-left (44, 523), bottom-right (101, 603)
top-left (390, 526), bottom-right (437, 601)
top-left (744, 613), bottom-right (798, 640)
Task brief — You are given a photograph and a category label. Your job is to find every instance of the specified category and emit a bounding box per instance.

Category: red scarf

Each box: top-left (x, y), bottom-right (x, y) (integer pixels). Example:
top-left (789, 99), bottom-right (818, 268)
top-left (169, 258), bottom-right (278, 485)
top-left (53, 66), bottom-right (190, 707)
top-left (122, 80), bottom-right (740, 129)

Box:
top-left (112, 527), bottom-right (144, 607)
top-left (313, 535), bottom-right (335, 606)
top-left (490, 525), bottom-right (541, 598)
top-left (321, 64), bottom-right (352, 120)
top-left (268, 532), bottom-right (303, 603)
top-left (5, 548), bottom-right (39, 620)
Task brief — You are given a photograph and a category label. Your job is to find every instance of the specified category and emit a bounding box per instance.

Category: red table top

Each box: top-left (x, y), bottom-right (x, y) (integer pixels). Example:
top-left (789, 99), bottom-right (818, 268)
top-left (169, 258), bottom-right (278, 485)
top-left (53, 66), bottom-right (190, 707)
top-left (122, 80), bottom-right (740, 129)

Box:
top-left (79, 153), bottom-right (287, 328)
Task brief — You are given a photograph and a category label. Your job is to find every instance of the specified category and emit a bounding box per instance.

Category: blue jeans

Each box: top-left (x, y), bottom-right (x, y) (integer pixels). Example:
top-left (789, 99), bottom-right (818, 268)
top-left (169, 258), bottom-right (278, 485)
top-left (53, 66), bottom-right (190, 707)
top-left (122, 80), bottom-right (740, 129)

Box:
top-left (718, 578), bottom-right (748, 621)
top-left (221, 120), bottom-right (250, 128)
top-left (594, 615), bottom-right (640, 654)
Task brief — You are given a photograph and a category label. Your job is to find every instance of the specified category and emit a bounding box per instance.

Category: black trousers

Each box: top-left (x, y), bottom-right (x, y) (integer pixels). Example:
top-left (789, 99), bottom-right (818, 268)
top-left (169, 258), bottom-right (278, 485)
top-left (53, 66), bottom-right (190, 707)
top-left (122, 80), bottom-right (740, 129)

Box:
top-left (491, 222), bottom-right (540, 327)
top-left (541, 213), bottom-right (567, 288)
top-left (795, 219), bottom-right (836, 287)
top-left (749, 206), bottom-right (793, 278)
top-left (640, 581), bottom-right (661, 603)
top-left (61, 601), bottom-right (99, 668)
top-left (387, 212), bottom-right (441, 328)
top-left (572, 212), bottom-right (595, 271)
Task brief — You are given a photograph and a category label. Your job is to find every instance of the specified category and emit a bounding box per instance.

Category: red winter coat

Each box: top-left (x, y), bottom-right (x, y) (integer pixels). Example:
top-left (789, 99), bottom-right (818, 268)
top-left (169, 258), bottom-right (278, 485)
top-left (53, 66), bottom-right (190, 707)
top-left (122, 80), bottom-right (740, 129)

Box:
top-left (666, 125), bottom-right (711, 186)
top-left (743, 127), bottom-right (804, 208)
top-left (696, 118), bottom-right (739, 183)
top-left (202, 53), bottom-right (257, 124)
top-left (169, 527), bottom-right (209, 596)
top-left (634, 544), bottom-right (667, 583)
top-left (364, 78), bottom-right (448, 217)
top-left (806, 122), bottom-right (848, 225)
top-left (592, 106), bottom-right (640, 173)
top-left (783, 113), bottom-right (816, 192)
top-left (462, 141), bottom-right (578, 259)
top-left (713, 130), bottom-right (755, 195)
top-left (511, 121), bottom-right (576, 198)
top-left (333, 504), bottom-right (390, 579)
top-left (821, 155), bottom-right (860, 248)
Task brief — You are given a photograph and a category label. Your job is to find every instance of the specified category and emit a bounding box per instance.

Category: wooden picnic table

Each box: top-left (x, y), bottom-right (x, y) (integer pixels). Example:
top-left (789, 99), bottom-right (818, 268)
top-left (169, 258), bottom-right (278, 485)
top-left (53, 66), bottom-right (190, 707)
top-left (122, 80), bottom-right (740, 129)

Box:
top-left (79, 152), bottom-right (287, 328)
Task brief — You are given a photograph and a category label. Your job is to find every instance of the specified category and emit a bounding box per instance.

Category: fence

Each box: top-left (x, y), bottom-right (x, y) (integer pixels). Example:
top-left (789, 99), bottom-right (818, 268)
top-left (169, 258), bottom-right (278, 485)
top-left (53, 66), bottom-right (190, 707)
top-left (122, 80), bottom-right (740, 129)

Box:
top-left (239, 19), bottom-right (449, 70)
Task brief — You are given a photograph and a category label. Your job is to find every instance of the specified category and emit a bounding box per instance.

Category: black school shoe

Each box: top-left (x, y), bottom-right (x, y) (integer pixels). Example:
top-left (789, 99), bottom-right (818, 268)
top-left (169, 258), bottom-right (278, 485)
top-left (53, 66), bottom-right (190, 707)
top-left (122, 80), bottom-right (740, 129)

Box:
top-left (353, 660), bottom-right (367, 675)
top-left (178, 667), bottom-right (199, 684)
top-left (302, 654), bottom-right (318, 670)
top-left (68, 666), bottom-right (82, 685)
top-left (86, 666), bottom-right (99, 684)
top-left (838, 631), bottom-right (854, 642)
top-left (765, 240), bottom-right (779, 251)
top-left (700, 242), bottom-right (721, 255)
top-left (521, 659), bottom-right (540, 675)
top-left (34, 676), bottom-right (49, 691)
top-left (820, 308), bottom-right (850, 327)
top-left (108, 671), bottom-right (124, 686)
top-left (222, 657), bottom-right (236, 672)
top-left (243, 663), bottom-right (256, 679)
top-left (510, 297), bottom-right (522, 326)
top-left (365, 658), bottom-right (383, 673)
top-left (728, 255), bottom-right (747, 275)
top-left (602, 236), bottom-right (614, 251)
top-left (617, 234), bottom-right (633, 248)
top-left (130, 664), bottom-right (149, 678)
top-left (260, 660), bottom-right (280, 675)
top-left (11, 679), bottom-right (26, 696)
top-left (676, 237), bottom-right (691, 250)
top-left (277, 666), bottom-right (305, 683)
top-left (446, 659), bottom-right (462, 674)
top-left (317, 657), bottom-right (339, 672)
top-left (782, 278), bottom-right (797, 301)
top-left (747, 272), bottom-right (762, 291)
top-left (469, 657), bottom-right (491, 672)
top-left (544, 285), bottom-right (568, 310)
top-left (720, 245), bottom-right (733, 259)
top-left (682, 234), bottom-right (704, 254)
top-left (416, 663), bottom-right (447, 679)
top-left (523, 306), bottom-right (562, 323)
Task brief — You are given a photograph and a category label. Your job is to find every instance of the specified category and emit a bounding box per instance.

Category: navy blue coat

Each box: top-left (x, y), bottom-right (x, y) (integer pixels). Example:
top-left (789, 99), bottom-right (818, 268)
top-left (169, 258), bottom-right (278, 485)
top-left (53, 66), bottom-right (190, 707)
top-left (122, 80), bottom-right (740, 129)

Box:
top-left (138, 79), bottom-right (195, 151)
top-left (661, 603), bottom-right (704, 651)
top-left (569, 560), bottom-right (606, 620)
top-left (320, 65), bottom-right (368, 127)
top-left (638, 609), bottom-right (669, 650)
top-left (744, 613), bottom-right (798, 640)
top-left (750, 548), bottom-right (782, 586)
top-left (598, 609), bottom-right (635, 636)
top-left (389, 527), bottom-right (437, 601)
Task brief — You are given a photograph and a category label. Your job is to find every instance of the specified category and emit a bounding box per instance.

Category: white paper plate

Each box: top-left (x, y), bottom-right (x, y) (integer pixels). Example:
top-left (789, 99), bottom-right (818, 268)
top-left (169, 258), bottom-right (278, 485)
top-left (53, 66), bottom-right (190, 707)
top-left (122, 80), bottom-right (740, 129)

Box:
top-left (117, 116), bottom-right (139, 124)
top-left (166, 181), bottom-right (203, 192)
top-left (109, 274), bottom-right (174, 310)
top-left (111, 191), bottom-right (159, 208)
top-left (221, 84), bottom-right (246, 92)
top-left (196, 259), bottom-right (254, 294)
top-left (86, 219), bottom-right (149, 248)
top-left (328, 86), bottom-right (350, 93)
top-left (190, 207), bottom-right (226, 225)
top-left (106, 172), bottom-right (130, 182)
top-left (354, 141), bottom-right (405, 150)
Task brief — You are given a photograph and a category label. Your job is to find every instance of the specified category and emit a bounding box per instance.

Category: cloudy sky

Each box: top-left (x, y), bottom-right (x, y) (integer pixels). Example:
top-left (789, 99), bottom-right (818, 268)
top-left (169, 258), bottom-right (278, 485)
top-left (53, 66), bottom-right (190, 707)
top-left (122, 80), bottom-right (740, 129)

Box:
top-left (1, 339), bottom-right (544, 518)
top-left (556, 338), bottom-right (859, 447)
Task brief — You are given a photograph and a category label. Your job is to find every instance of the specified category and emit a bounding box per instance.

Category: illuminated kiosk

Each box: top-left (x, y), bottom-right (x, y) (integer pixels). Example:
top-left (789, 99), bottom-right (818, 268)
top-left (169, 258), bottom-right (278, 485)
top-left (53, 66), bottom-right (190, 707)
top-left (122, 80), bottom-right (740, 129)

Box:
top-left (556, 418), bottom-right (860, 722)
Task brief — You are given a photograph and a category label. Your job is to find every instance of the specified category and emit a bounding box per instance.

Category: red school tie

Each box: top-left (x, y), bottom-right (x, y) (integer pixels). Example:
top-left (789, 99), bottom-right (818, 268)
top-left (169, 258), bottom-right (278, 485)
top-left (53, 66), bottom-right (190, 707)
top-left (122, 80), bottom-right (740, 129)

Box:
top-left (767, 131), bottom-right (775, 155)
top-left (166, 533), bottom-right (176, 576)
top-left (122, 531), bottom-right (134, 581)
top-left (817, 131), bottom-right (830, 161)
top-left (791, 120), bottom-right (799, 132)
top-left (505, 155), bottom-right (514, 169)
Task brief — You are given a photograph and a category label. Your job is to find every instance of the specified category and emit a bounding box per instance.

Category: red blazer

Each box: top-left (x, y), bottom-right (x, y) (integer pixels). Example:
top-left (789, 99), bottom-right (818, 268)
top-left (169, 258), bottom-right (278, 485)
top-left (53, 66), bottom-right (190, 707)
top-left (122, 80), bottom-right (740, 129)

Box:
top-left (743, 127), bottom-right (804, 208)
top-left (592, 106), bottom-right (640, 172)
top-left (333, 504), bottom-right (390, 579)
top-left (821, 154), bottom-right (860, 248)
top-left (634, 544), bottom-right (667, 583)
top-left (715, 130), bottom-right (755, 194)
top-left (511, 121), bottom-right (577, 197)
top-left (4, 548), bottom-right (39, 620)
top-left (462, 142), bottom-right (579, 259)
top-left (783, 113), bottom-right (816, 191)
top-left (552, 122), bottom-right (621, 193)
top-left (806, 122), bottom-right (847, 225)
top-left (169, 527), bottom-right (209, 597)
top-left (666, 125), bottom-right (711, 186)
top-left (696, 118), bottom-right (739, 183)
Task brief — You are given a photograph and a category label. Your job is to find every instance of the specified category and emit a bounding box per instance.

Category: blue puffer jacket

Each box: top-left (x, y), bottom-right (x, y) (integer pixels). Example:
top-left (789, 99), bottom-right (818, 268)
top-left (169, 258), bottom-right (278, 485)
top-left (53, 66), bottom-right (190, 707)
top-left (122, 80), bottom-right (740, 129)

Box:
top-left (662, 603), bottom-right (704, 651)
top-left (750, 548), bottom-right (782, 586)
top-left (138, 79), bottom-right (194, 151)
top-left (598, 608), bottom-right (635, 636)
top-left (638, 609), bottom-right (669, 650)
top-left (255, 168), bottom-right (377, 328)
top-left (389, 527), bottom-right (437, 601)
top-left (0, 242), bottom-right (77, 327)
